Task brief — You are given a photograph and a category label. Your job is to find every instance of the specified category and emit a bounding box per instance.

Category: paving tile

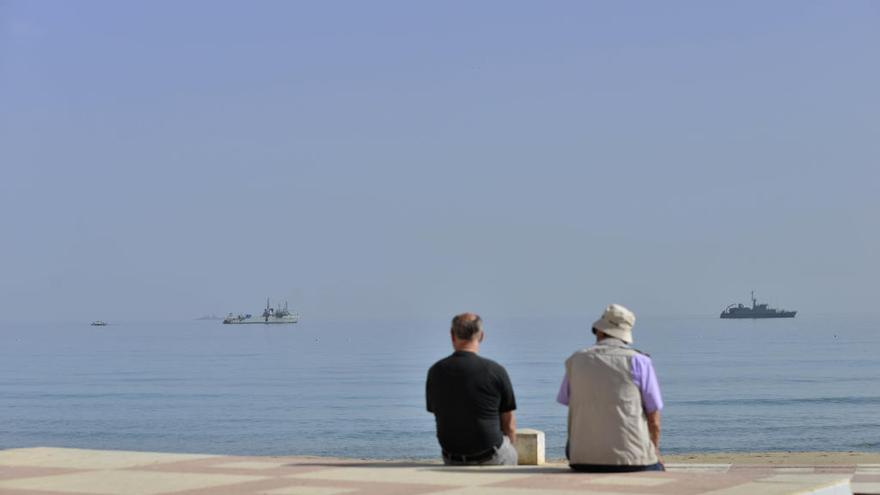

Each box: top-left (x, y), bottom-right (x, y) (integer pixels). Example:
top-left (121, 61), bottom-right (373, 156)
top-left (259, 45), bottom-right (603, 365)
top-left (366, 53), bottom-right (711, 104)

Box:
top-left (0, 465), bottom-right (84, 480)
top-left (274, 478), bottom-right (460, 495)
top-left (214, 461), bottom-right (292, 470)
top-left (488, 471), bottom-right (750, 495)
top-left (773, 468), bottom-right (815, 473)
top-left (132, 457), bottom-right (335, 477)
top-left (582, 475), bottom-right (674, 486)
top-left (815, 467), bottom-right (857, 474)
top-left (699, 479), bottom-right (850, 495)
top-left (485, 471), bottom-right (630, 492)
top-left (0, 469), bottom-right (266, 495)
top-left (290, 466), bottom-right (520, 486)
top-left (665, 464), bottom-right (731, 473)
top-left (657, 474), bottom-right (784, 495)
top-left (259, 487), bottom-right (357, 495)
top-left (727, 465), bottom-right (775, 475)
top-left (0, 489), bottom-right (77, 495)
top-left (759, 473), bottom-right (854, 484)
top-left (0, 447), bottom-right (214, 470)
top-left (425, 488), bottom-right (655, 495)
top-left (151, 478), bottom-right (347, 495)
top-left (153, 471), bottom-right (451, 495)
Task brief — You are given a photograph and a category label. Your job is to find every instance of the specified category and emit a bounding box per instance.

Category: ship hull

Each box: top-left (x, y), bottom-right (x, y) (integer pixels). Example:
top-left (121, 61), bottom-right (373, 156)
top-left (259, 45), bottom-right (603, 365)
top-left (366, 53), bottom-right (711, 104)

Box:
top-left (223, 317), bottom-right (298, 324)
top-left (720, 311), bottom-right (796, 319)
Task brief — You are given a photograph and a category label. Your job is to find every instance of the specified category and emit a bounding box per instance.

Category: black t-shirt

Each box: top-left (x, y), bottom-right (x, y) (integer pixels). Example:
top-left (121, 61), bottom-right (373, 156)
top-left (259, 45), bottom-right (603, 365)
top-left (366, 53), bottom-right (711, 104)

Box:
top-left (425, 351), bottom-right (517, 455)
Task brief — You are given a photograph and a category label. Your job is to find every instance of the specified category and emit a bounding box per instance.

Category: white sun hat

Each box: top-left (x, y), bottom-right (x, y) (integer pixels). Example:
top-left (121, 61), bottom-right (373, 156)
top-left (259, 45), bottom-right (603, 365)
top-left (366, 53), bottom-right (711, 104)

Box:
top-left (592, 304), bottom-right (636, 344)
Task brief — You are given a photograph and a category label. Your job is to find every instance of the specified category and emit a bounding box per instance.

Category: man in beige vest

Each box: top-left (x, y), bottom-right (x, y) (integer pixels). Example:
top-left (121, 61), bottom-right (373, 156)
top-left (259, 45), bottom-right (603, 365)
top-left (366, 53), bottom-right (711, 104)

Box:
top-left (557, 304), bottom-right (664, 472)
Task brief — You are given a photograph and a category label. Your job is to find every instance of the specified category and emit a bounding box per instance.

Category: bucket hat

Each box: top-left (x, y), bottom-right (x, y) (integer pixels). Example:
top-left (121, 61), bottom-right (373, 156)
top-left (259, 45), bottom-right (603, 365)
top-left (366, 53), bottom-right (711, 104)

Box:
top-left (592, 304), bottom-right (636, 344)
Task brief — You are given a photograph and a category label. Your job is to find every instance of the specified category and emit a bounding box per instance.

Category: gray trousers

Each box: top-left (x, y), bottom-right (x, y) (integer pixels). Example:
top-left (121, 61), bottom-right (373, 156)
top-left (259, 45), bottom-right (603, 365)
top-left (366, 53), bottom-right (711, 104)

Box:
top-left (443, 436), bottom-right (518, 466)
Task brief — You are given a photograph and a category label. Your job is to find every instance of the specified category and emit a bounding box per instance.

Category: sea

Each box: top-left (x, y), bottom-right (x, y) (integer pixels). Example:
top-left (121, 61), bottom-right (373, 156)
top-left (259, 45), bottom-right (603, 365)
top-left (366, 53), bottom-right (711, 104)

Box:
top-left (2, 314), bottom-right (879, 459)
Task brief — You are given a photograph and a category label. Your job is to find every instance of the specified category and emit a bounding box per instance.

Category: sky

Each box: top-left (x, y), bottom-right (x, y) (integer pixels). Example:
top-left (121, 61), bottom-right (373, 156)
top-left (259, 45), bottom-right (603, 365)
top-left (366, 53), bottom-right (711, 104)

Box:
top-left (1, 1), bottom-right (878, 322)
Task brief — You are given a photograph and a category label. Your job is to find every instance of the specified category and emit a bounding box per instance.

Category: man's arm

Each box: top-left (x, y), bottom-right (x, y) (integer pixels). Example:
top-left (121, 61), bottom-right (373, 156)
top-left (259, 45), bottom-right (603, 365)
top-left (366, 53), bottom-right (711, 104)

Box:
top-left (631, 354), bottom-right (663, 462)
top-left (496, 365), bottom-right (517, 443)
top-left (647, 410), bottom-right (661, 461)
top-left (425, 369), bottom-right (434, 413)
top-left (556, 374), bottom-right (570, 405)
top-left (501, 410), bottom-right (516, 443)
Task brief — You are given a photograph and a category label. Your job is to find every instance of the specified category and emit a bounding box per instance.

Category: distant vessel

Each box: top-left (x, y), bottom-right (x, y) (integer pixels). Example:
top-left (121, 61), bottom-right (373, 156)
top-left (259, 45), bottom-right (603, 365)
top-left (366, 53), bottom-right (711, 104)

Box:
top-left (223, 298), bottom-right (300, 324)
top-left (91, 320), bottom-right (108, 326)
top-left (720, 291), bottom-right (796, 319)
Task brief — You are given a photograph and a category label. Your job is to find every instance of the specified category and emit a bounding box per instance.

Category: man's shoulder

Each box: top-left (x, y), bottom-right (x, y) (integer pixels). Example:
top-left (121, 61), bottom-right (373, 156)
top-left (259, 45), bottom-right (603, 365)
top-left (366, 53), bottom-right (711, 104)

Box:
top-left (429, 352), bottom-right (509, 376)
top-left (476, 354), bottom-right (506, 370)
top-left (629, 351), bottom-right (654, 366)
top-left (428, 353), bottom-right (456, 373)
top-left (566, 347), bottom-right (595, 361)
top-left (569, 346), bottom-right (594, 356)
top-left (566, 345), bottom-right (648, 362)
top-left (428, 352), bottom-right (484, 372)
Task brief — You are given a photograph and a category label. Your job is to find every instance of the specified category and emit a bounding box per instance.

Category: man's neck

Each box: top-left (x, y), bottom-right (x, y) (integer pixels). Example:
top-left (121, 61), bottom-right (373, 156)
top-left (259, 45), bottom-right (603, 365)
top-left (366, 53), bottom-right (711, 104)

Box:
top-left (453, 342), bottom-right (480, 354)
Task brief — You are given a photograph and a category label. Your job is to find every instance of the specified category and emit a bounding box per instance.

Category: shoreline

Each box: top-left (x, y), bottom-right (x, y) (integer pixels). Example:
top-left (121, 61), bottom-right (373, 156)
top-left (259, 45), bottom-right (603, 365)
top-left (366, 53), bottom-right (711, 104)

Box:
top-left (4, 446), bottom-right (879, 465)
top-left (299, 450), bottom-right (880, 465)
top-left (240, 450), bottom-right (880, 465)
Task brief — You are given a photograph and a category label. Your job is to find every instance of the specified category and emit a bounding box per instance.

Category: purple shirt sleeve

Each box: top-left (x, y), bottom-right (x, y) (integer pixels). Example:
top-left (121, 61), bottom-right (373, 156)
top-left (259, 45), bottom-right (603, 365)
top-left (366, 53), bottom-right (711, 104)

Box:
top-left (556, 374), bottom-right (570, 405)
top-left (631, 354), bottom-right (663, 413)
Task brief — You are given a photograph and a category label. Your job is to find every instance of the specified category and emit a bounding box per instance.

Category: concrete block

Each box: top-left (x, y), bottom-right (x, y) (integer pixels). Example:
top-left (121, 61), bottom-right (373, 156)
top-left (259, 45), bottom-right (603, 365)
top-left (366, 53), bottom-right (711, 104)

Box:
top-left (514, 428), bottom-right (545, 465)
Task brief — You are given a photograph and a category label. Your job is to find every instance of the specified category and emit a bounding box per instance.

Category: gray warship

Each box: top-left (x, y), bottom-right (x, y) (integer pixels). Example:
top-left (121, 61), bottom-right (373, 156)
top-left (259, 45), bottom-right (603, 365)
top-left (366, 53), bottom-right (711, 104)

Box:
top-left (223, 298), bottom-right (300, 324)
top-left (720, 291), bottom-right (796, 319)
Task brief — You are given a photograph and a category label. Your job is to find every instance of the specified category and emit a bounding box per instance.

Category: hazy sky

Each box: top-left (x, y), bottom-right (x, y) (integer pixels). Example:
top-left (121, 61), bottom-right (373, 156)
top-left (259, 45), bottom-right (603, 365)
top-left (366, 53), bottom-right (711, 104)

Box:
top-left (2, 1), bottom-right (878, 322)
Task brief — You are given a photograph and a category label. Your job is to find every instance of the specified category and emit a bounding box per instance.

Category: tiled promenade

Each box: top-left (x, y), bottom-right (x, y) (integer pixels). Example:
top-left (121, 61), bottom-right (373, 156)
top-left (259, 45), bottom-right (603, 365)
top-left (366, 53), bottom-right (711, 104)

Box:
top-left (1, 447), bottom-right (878, 495)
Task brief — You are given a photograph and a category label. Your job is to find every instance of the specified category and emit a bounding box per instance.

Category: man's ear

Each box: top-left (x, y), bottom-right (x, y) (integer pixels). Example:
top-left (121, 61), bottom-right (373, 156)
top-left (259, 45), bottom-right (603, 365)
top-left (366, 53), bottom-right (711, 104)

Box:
top-left (450, 330), bottom-right (456, 344)
top-left (478, 330), bottom-right (484, 343)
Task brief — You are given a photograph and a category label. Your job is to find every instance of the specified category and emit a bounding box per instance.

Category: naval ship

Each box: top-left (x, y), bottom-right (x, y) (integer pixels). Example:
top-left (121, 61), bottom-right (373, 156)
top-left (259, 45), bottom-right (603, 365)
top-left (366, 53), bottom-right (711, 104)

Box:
top-left (720, 291), bottom-right (796, 319)
top-left (223, 298), bottom-right (300, 324)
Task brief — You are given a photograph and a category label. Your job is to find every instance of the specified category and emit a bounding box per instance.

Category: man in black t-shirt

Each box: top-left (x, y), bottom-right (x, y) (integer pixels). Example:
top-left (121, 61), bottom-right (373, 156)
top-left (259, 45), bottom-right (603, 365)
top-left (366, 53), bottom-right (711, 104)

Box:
top-left (426, 313), bottom-right (518, 465)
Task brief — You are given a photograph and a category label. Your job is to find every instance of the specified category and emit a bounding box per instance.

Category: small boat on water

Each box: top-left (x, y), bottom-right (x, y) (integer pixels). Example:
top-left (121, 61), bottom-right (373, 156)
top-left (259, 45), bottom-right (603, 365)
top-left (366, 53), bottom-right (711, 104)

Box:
top-left (720, 291), bottom-right (796, 319)
top-left (224, 298), bottom-right (299, 325)
top-left (91, 320), bottom-right (108, 326)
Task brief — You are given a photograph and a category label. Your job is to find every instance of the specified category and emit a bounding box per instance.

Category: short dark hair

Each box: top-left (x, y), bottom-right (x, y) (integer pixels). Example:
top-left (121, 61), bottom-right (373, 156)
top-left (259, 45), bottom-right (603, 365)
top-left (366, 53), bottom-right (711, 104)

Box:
top-left (451, 313), bottom-right (483, 341)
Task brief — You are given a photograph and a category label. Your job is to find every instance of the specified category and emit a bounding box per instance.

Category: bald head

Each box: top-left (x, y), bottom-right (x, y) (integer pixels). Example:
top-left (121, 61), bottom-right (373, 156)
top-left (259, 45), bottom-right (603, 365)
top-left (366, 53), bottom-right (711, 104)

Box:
top-left (451, 312), bottom-right (483, 342)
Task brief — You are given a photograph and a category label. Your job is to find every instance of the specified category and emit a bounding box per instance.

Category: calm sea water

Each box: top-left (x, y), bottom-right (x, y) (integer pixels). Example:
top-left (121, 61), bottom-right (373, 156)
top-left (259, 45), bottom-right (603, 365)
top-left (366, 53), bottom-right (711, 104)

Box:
top-left (2, 314), bottom-right (879, 459)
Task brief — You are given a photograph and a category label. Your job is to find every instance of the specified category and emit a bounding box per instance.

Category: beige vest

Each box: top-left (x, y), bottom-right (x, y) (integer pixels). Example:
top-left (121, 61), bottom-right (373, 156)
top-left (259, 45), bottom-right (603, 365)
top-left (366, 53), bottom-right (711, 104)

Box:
top-left (565, 339), bottom-right (657, 465)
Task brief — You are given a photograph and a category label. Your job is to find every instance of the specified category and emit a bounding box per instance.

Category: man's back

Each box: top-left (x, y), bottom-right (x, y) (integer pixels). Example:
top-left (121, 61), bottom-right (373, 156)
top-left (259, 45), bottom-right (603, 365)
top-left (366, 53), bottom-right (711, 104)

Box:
top-left (559, 304), bottom-right (664, 472)
top-left (426, 351), bottom-right (516, 455)
top-left (566, 341), bottom-right (657, 465)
